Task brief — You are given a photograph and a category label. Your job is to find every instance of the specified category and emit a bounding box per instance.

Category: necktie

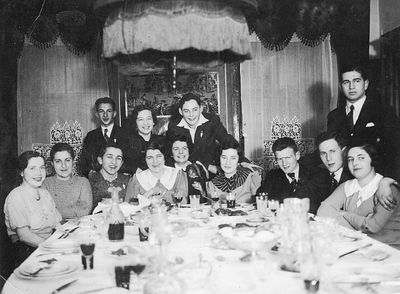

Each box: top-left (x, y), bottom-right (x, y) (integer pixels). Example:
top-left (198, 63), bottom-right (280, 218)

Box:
top-left (288, 173), bottom-right (298, 192)
top-left (347, 105), bottom-right (354, 130)
top-left (330, 172), bottom-right (338, 193)
top-left (104, 128), bottom-right (109, 143)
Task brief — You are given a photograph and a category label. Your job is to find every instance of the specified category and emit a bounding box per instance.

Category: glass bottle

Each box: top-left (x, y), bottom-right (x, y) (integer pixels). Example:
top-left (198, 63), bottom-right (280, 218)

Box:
top-left (106, 187), bottom-right (125, 241)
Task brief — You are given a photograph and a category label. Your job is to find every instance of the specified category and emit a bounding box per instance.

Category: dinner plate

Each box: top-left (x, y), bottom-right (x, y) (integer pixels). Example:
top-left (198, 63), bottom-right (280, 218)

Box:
top-left (40, 239), bottom-right (79, 252)
top-left (15, 262), bottom-right (78, 280)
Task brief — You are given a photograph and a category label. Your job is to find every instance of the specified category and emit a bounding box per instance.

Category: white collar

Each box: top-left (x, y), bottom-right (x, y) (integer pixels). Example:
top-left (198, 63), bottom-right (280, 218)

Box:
top-left (285, 165), bottom-right (300, 182)
top-left (344, 173), bottom-right (383, 207)
top-left (346, 96), bottom-right (366, 123)
top-left (333, 167), bottom-right (343, 182)
top-left (174, 162), bottom-right (190, 171)
top-left (176, 113), bottom-right (208, 130)
top-left (101, 123), bottom-right (114, 135)
top-left (136, 166), bottom-right (180, 191)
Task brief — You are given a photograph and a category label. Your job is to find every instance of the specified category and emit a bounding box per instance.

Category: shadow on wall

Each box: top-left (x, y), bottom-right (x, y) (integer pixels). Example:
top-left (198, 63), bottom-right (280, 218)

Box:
top-left (301, 81), bottom-right (335, 139)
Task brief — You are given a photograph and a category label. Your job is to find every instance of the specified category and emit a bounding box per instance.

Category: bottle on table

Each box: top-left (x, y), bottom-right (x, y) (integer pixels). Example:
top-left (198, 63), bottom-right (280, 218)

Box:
top-left (107, 186), bottom-right (125, 241)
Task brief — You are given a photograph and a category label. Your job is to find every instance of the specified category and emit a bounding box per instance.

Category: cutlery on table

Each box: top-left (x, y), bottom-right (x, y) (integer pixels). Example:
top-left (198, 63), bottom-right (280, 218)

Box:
top-left (28, 264), bottom-right (51, 276)
top-left (51, 279), bottom-right (78, 294)
top-left (36, 249), bottom-right (79, 257)
top-left (338, 243), bottom-right (373, 258)
top-left (58, 226), bottom-right (79, 239)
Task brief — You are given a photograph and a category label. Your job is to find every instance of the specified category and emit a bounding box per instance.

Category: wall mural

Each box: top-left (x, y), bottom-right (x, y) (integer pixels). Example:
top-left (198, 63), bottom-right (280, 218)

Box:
top-left (124, 72), bottom-right (220, 135)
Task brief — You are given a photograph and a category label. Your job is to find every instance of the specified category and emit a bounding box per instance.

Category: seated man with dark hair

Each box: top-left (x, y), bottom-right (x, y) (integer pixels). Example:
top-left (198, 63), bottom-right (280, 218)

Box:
top-left (257, 137), bottom-right (329, 214)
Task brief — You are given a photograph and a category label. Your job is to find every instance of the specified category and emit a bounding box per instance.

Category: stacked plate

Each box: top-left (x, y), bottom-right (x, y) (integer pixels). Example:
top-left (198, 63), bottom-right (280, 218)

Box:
top-left (14, 260), bottom-right (78, 280)
top-left (39, 239), bottom-right (79, 252)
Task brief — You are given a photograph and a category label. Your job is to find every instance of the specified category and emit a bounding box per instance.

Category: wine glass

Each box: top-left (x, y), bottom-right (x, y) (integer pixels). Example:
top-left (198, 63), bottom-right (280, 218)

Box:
top-left (79, 238), bottom-right (96, 270)
top-left (174, 191), bottom-right (184, 208)
top-left (268, 199), bottom-right (279, 220)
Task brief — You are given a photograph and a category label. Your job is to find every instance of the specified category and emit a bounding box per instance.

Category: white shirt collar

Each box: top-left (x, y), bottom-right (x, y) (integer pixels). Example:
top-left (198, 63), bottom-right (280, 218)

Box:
top-left (136, 166), bottom-right (180, 191)
top-left (344, 173), bottom-right (383, 207)
top-left (285, 164), bottom-right (300, 182)
top-left (176, 114), bottom-right (208, 142)
top-left (333, 167), bottom-right (343, 182)
top-left (101, 123), bottom-right (114, 136)
top-left (346, 96), bottom-right (366, 124)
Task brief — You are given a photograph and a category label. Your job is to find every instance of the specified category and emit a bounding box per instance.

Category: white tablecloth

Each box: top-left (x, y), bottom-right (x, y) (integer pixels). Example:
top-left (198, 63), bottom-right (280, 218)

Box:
top-left (3, 208), bottom-right (400, 294)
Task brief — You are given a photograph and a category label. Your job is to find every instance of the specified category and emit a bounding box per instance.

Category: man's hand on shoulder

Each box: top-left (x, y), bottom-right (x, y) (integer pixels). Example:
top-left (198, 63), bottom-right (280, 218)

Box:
top-left (376, 177), bottom-right (398, 210)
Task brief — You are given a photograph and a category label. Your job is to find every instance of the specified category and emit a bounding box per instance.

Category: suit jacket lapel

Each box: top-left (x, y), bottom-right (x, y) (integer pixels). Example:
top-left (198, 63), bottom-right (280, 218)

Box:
top-left (353, 98), bottom-right (374, 133)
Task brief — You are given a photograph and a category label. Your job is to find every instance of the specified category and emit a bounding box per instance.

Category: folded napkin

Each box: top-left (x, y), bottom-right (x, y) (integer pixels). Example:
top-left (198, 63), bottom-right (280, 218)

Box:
top-left (92, 202), bottom-right (142, 217)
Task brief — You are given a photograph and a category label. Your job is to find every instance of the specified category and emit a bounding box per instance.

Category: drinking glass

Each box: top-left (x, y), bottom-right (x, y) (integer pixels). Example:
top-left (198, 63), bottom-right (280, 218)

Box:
top-left (268, 199), bottom-right (279, 218)
top-left (256, 194), bottom-right (268, 215)
top-left (189, 195), bottom-right (200, 210)
top-left (173, 191), bottom-right (184, 208)
top-left (211, 192), bottom-right (220, 210)
top-left (80, 238), bottom-right (96, 270)
top-left (226, 192), bottom-right (236, 209)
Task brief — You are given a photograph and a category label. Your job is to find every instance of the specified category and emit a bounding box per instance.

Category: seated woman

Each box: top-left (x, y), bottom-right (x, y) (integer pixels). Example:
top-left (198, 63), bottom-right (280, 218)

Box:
top-left (4, 151), bottom-right (62, 265)
top-left (317, 143), bottom-right (400, 245)
top-left (124, 105), bottom-right (166, 174)
top-left (125, 142), bottom-right (187, 204)
top-left (167, 135), bottom-right (209, 202)
top-left (42, 143), bottom-right (92, 219)
top-left (207, 140), bottom-right (262, 204)
top-left (89, 143), bottom-right (130, 209)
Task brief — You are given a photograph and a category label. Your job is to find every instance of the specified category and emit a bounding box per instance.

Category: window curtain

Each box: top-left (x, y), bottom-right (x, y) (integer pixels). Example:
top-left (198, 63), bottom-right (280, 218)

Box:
top-left (240, 35), bottom-right (337, 161)
top-left (381, 28), bottom-right (400, 116)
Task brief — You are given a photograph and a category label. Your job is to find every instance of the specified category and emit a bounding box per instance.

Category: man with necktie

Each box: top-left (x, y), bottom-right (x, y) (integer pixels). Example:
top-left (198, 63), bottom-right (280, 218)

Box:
top-left (257, 137), bottom-right (329, 214)
top-left (317, 131), bottom-right (399, 210)
top-left (79, 97), bottom-right (127, 177)
top-left (327, 64), bottom-right (400, 183)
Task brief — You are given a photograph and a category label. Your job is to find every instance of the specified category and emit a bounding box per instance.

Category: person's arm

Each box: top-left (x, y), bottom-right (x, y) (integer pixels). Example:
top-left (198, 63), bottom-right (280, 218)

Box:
top-left (16, 227), bottom-right (46, 247)
top-left (376, 177), bottom-right (398, 210)
top-left (76, 178), bottom-right (93, 216)
top-left (317, 184), bottom-right (353, 228)
top-left (172, 170), bottom-right (189, 204)
top-left (342, 185), bottom-right (400, 233)
top-left (249, 171), bottom-right (262, 196)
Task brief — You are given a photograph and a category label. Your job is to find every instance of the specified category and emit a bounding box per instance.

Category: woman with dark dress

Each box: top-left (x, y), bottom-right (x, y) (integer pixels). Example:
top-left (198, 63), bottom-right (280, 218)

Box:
top-left (124, 105), bottom-right (166, 174)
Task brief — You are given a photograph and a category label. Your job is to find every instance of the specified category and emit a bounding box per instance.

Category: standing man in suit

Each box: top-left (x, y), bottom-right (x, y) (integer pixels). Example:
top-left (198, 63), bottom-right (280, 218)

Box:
top-left (79, 97), bottom-right (126, 177)
top-left (317, 131), bottom-right (399, 210)
top-left (167, 93), bottom-right (249, 176)
top-left (327, 64), bottom-right (400, 183)
top-left (257, 137), bottom-right (329, 214)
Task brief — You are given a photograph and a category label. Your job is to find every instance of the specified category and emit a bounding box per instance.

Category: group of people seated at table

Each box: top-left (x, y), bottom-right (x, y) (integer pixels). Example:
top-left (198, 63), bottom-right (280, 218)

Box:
top-left (4, 63), bottom-right (400, 267)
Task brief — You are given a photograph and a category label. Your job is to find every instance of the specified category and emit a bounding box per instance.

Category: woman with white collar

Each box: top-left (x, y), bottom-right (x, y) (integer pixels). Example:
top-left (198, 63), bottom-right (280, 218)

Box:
top-left (317, 143), bottom-right (400, 244)
top-left (125, 142), bottom-right (187, 204)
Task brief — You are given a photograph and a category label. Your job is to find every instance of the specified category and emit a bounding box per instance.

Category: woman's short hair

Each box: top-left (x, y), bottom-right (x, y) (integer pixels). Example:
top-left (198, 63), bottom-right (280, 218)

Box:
top-left (131, 105), bottom-right (158, 127)
top-left (17, 151), bottom-right (43, 174)
top-left (171, 135), bottom-right (190, 148)
top-left (346, 142), bottom-right (379, 168)
top-left (219, 139), bottom-right (242, 158)
top-left (98, 142), bottom-right (124, 159)
top-left (146, 142), bottom-right (166, 156)
top-left (50, 143), bottom-right (75, 161)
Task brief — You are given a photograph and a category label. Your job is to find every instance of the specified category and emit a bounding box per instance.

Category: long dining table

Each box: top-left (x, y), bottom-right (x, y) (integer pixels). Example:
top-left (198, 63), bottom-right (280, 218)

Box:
top-left (3, 204), bottom-right (400, 294)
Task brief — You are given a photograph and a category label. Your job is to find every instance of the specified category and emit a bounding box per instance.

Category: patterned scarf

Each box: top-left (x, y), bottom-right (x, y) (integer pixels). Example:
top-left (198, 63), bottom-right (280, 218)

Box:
top-left (211, 166), bottom-right (252, 192)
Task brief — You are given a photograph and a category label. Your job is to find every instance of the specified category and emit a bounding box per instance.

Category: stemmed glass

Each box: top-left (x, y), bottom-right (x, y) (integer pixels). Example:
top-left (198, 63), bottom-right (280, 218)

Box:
top-left (268, 200), bottom-right (279, 220)
top-left (173, 191), bottom-right (184, 208)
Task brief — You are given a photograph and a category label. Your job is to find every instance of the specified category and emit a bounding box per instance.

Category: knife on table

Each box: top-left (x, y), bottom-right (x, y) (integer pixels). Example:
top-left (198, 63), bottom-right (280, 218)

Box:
top-left (338, 243), bottom-right (373, 258)
top-left (58, 226), bottom-right (79, 239)
top-left (51, 279), bottom-right (78, 294)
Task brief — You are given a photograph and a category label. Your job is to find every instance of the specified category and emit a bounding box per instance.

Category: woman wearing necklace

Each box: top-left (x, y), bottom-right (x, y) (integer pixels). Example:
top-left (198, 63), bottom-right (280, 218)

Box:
top-left (42, 143), bottom-right (92, 219)
top-left (123, 105), bottom-right (166, 174)
top-left (125, 142), bottom-right (187, 203)
top-left (88, 143), bottom-right (130, 210)
top-left (4, 151), bottom-right (62, 267)
top-left (207, 140), bottom-right (262, 204)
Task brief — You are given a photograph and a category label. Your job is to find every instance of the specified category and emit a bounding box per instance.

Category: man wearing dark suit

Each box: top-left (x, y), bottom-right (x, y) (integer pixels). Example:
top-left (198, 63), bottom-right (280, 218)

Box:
top-left (327, 64), bottom-right (400, 184)
top-left (79, 97), bottom-right (126, 177)
top-left (317, 130), bottom-right (399, 210)
top-left (257, 137), bottom-right (330, 214)
top-left (166, 93), bottom-right (248, 176)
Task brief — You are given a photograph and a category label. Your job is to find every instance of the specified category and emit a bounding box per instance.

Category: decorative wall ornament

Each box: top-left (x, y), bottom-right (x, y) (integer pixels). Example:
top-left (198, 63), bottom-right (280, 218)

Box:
top-left (262, 116), bottom-right (315, 171)
top-left (32, 121), bottom-right (83, 176)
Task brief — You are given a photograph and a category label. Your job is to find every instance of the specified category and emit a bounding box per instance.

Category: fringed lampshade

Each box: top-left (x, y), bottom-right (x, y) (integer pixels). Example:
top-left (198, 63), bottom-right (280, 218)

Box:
top-left (95, 0), bottom-right (256, 74)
